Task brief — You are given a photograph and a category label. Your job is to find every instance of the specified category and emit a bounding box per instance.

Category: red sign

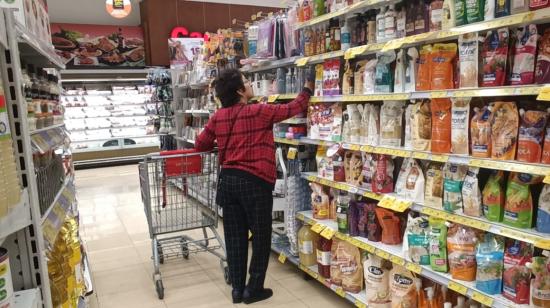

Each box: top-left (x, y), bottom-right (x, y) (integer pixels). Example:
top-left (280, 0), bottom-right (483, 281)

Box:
top-left (170, 26), bottom-right (209, 41)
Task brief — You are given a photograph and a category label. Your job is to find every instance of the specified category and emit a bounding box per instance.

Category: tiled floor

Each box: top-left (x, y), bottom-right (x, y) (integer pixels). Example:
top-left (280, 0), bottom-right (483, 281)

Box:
top-left (76, 164), bottom-right (352, 308)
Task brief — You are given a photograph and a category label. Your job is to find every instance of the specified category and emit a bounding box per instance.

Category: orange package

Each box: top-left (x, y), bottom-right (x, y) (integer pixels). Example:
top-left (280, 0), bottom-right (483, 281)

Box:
top-left (375, 208), bottom-right (402, 245)
top-left (416, 45), bottom-right (433, 91)
top-left (490, 102), bottom-right (519, 160)
top-left (431, 98), bottom-right (452, 153)
top-left (447, 224), bottom-right (479, 281)
top-left (430, 43), bottom-right (457, 90)
top-left (517, 109), bottom-right (548, 163)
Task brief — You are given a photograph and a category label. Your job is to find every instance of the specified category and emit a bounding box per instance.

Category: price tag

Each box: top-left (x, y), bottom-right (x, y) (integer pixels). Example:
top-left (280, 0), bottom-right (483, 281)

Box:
top-left (357, 241), bottom-right (376, 253)
top-left (431, 154), bottom-right (449, 163)
top-left (393, 200), bottom-right (412, 212)
top-left (534, 238), bottom-right (550, 250)
top-left (296, 213), bottom-right (305, 221)
top-left (52, 203), bottom-right (66, 220)
top-left (295, 57), bottom-right (309, 67)
top-left (320, 227), bottom-right (336, 240)
top-left (335, 232), bottom-right (348, 240)
top-left (347, 144), bottom-right (361, 151)
top-left (375, 249), bottom-right (390, 260)
top-left (360, 145), bottom-right (374, 152)
top-left (536, 87), bottom-right (550, 101)
top-left (42, 221), bottom-right (57, 244)
top-left (268, 95), bottom-right (279, 103)
top-left (448, 281), bottom-right (468, 295)
top-left (348, 186), bottom-right (359, 194)
top-left (499, 228), bottom-right (530, 242)
top-left (389, 255), bottom-right (406, 266)
top-left (413, 152), bottom-right (430, 160)
top-left (516, 86), bottom-right (541, 96)
top-left (355, 300), bottom-right (367, 308)
top-left (311, 223), bottom-right (326, 233)
top-left (454, 90), bottom-right (478, 98)
top-left (335, 287), bottom-right (346, 297)
top-left (406, 262), bottom-right (422, 274)
top-left (381, 39), bottom-right (405, 52)
top-left (345, 45), bottom-right (367, 59)
top-left (278, 252), bottom-right (287, 263)
top-left (404, 32), bottom-right (432, 44)
top-left (472, 291), bottom-right (494, 306)
top-left (378, 196), bottom-right (396, 209)
top-left (287, 147), bottom-right (298, 160)
top-left (430, 91), bottom-right (447, 98)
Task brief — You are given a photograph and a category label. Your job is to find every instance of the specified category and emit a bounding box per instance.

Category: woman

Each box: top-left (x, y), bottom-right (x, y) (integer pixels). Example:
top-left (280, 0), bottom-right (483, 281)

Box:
top-left (195, 68), bottom-right (313, 304)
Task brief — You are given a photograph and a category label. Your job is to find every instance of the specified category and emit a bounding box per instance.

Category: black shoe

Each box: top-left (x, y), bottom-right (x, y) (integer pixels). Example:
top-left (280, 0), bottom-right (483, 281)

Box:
top-left (243, 287), bottom-right (273, 304)
top-left (232, 289), bottom-right (244, 304)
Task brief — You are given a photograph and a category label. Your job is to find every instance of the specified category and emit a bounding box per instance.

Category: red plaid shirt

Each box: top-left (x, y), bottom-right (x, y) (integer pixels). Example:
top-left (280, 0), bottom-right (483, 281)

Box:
top-left (195, 90), bottom-right (311, 186)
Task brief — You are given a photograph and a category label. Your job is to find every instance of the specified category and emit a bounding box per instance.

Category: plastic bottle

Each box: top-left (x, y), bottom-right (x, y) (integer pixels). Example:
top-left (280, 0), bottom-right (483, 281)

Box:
top-left (316, 237), bottom-right (332, 278)
top-left (396, 3), bottom-right (407, 38)
top-left (298, 225), bottom-right (318, 266)
top-left (426, 287), bottom-right (435, 308)
top-left (384, 5), bottom-right (397, 40)
top-left (454, 296), bottom-right (466, 308)
top-left (336, 193), bottom-right (350, 233)
top-left (376, 7), bottom-right (386, 43)
top-left (341, 17), bottom-right (351, 51)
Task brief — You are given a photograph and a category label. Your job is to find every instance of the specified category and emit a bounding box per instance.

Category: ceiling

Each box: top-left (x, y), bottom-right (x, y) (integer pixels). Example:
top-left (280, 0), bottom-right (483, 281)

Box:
top-left (48, 0), bottom-right (284, 26)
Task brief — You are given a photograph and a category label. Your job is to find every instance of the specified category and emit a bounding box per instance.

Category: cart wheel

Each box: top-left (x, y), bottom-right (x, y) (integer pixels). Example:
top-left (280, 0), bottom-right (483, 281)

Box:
top-left (157, 246), bottom-right (164, 264)
top-left (224, 266), bottom-right (231, 285)
top-left (155, 279), bottom-right (164, 299)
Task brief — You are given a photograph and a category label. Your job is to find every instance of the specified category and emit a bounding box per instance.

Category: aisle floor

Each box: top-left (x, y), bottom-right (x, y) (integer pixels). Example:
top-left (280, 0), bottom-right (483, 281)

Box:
top-left (76, 165), bottom-right (352, 308)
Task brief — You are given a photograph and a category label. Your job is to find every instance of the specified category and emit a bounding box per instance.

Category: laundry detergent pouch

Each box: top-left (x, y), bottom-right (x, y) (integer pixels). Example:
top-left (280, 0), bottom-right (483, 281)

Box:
top-left (503, 172), bottom-right (538, 229)
top-left (542, 126), bottom-right (550, 164)
top-left (396, 158), bottom-right (425, 202)
top-left (517, 109), bottom-right (548, 163)
top-left (451, 98), bottom-right (471, 154)
top-left (503, 239), bottom-right (533, 304)
top-left (431, 98), bottom-right (452, 153)
top-left (372, 155), bottom-right (394, 194)
top-left (530, 255), bottom-right (550, 307)
top-left (375, 51), bottom-right (397, 93)
top-left (375, 208), bottom-right (402, 245)
top-left (361, 153), bottom-right (374, 191)
top-left (491, 101), bottom-right (519, 160)
top-left (481, 28), bottom-right (510, 87)
top-left (425, 162), bottom-right (445, 208)
top-left (462, 167), bottom-right (482, 217)
top-left (447, 224), bottom-right (479, 281)
top-left (416, 45), bottom-right (433, 91)
top-left (443, 163), bottom-right (468, 213)
top-left (429, 217), bottom-right (448, 272)
top-left (459, 33), bottom-right (479, 88)
top-left (509, 25), bottom-right (539, 85)
top-left (535, 29), bottom-right (550, 84)
top-left (390, 265), bottom-right (418, 308)
top-left (430, 43), bottom-right (457, 90)
top-left (380, 101), bottom-right (405, 147)
top-left (404, 214), bottom-right (430, 265)
top-left (311, 182), bottom-right (330, 219)
top-left (476, 233), bottom-right (505, 295)
top-left (471, 106), bottom-right (492, 158)
top-left (537, 184), bottom-right (550, 234)
top-left (412, 100), bottom-right (432, 151)
top-left (366, 203), bottom-right (382, 242)
top-left (365, 254), bottom-right (391, 307)
top-left (466, 0), bottom-right (485, 23)
top-left (482, 170), bottom-right (506, 222)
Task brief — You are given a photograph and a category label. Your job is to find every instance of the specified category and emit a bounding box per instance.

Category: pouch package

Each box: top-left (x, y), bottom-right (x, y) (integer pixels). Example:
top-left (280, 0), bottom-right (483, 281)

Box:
top-left (429, 216), bottom-right (448, 272)
top-left (537, 184), bottom-right (550, 234)
top-left (482, 170), bottom-right (506, 222)
top-left (380, 101), bottom-right (405, 147)
top-left (517, 109), bottom-right (548, 163)
top-left (443, 163), bottom-right (468, 214)
top-left (476, 233), bottom-right (505, 295)
top-left (395, 158), bottom-right (425, 202)
top-left (462, 167), bottom-right (482, 217)
top-left (447, 224), bottom-right (479, 281)
top-left (431, 98), bottom-right (452, 153)
top-left (412, 99), bottom-right (432, 151)
top-left (404, 214), bottom-right (430, 265)
top-left (390, 266), bottom-right (418, 308)
top-left (425, 162), bottom-right (445, 208)
top-left (471, 106), bottom-right (492, 158)
top-left (490, 101), bottom-right (519, 160)
top-left (451, 98), bottom-right (471, 154)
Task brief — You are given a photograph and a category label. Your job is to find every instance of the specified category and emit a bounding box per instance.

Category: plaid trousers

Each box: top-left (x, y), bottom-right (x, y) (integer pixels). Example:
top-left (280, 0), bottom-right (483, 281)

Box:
top-left (218, 173), bottom-right (273, 291)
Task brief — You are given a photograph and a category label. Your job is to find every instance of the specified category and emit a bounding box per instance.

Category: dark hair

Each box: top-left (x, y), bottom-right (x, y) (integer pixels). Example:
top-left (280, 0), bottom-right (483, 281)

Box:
top-left (213, 69), bottom-right (245, 108)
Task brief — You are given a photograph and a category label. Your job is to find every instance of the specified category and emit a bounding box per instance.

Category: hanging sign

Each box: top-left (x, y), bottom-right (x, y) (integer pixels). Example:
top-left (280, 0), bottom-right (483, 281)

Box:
top-left (106, 0), bottom-right (132, 19)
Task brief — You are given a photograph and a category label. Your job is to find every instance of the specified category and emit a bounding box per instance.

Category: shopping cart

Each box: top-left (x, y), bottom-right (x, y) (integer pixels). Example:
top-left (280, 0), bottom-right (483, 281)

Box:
top-left (139, 150), bottom-right (230, 299)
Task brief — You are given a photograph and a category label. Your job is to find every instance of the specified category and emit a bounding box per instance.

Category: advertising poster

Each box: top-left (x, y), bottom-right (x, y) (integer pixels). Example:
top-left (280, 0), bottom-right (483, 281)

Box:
top-left (51, 23), bottom-right (145, 68)
top-left (168, 38), bottom-right (204, 68)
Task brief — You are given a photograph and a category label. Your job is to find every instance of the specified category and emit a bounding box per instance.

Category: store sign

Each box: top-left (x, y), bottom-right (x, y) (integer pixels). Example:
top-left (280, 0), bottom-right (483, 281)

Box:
top-left (168, 37), bottom-right (204, 68)
top-left (106, 0), bottom-right (132, 19)
top-left (170, 26), bottom-right (209, 41)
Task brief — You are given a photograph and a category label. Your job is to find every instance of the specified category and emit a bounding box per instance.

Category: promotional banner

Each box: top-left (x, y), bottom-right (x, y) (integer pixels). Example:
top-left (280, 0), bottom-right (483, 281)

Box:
top-left (51, 23), bottom-right (145, 68)
top-left (168, 37), bottom-right (204, 68)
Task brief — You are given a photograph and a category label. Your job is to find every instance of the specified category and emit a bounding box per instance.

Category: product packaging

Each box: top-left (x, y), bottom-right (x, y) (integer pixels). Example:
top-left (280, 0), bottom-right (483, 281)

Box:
top-left (395, 158), bottom-right (425, 202)
top-left (495, 0), bottom-right (511, 16)
top-left (390, 265), bottom-right (418, 307)
top-left (412, 99), bottom-right (432, 151)
top-left (442, 0), bottom-right (456, 29)
top-left (454, 0), bottom-right (467, 26)
top-left (430, 0), bottom-right (444, 31)
top-left (537, 184), bottom-right (550, 234)
top-left (405, 47), bottom-right (419, 92)
top-left (380, 101), bottom-right (405, 147)
top-left (466, 0), bottom-right (485, 22)
top-left (404, 214), bottom-right (430, 265)
top-left (372, 154), bottom-right (394, 194)
top-left (475, 233), bottom-right (505, 295)
top-left (430, 43), bottom-right (457, 90)
top-left (485, 0), bottom-right (496, 20)
top-left (490, 101), bottom-right (519, 160)
top-left (517, 109), bottom-right (548, 163)
top-left (337, 193), bottom-right (350, 234)
top-left (363, 59), bottom-right (378, 94)
top-left (443, 163), bottom-right (468, 214)
top-left (416, 45), bottom-right (433, 91)
top-left (331, 145), bottom-right (346, 182)
top-left (458, 33), bottom-right (479, 88)
top-left (354, 60), bottom-right (368, 94)
top-left (311, 182), bottom-right (330, 219)
top-left (395, 49), bottom-right (406, 93)
top-left (348, 200), bottom-right (362, 237)
top-left (530, 254), bottom-right (550, 307)
top-left (375, 208), bottom-right (402, 245)
top-left (364, 254), bottom-right (392, 306)
top-left (502, 239), bottom-right (533, 304)
top-left (471, 106), bottom-right (492, 158)
top-left (367, 104), bottom-right (381, 146)
top-left (431, 98), bottom-right (452, 153)
top-left (316, 146), bottom-right (330, 178)
top-left (425, 162), bottom-right (445, 208)
top-left (342, 60), bottom-right (354, 95)
top-left (451, 98), bottom-right (471, 154)
top-left (503, 173), bottom-right (540, 229)
top-left (482, 170), bottom-right (506, 222)
top-left (366, 203), bottom-right (382, 242)
top-left (535, 29), bottom-right (550, 84)
top-left (347, 151), bottom-right (363, 186)
top-left (404, 104), bottom-right (414, 149)
top-left (330, 239), bottom-right (364, 293)
top-left (542, 125), bottom-right (550, 164)
top-left (360, 153), bottom-right (375, 191)
top-left (480, 28), bottom-right (510, 87)
top-left (308, 102), bottom-right (343, 141)
top-left (375, 51), bottom-right (397, 93)
top-left (298, 225), bottom-right (319, 266)
top-left (509, 25), bottom-right (539, 85)
top-left (318, 236), bottom-right (332, 278)
top-left (315, 64), bottom-right (324, 96)
top-left (429, 217), bottom-right (448, 272)
top-left (447, 224), bottom-right (479, 281)
top-left (462, 167), bottom-right (482, 217)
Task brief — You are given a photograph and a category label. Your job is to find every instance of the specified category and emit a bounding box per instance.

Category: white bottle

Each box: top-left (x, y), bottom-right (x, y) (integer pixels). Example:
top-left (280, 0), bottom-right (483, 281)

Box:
top-left (454, 296), bottom-right (466, 308)
top-left (384, 5), bottom-right (397, 40)
top-left (340, 17), bottom-right (351, 51)
top-left (444, 304), bottom-right (452, 308)
top-left (376, 7), bottom-right (386, 43)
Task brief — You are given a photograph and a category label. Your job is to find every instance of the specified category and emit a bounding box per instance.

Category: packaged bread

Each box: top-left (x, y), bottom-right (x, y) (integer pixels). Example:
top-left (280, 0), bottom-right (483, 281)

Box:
top-left (431, 98), bottom-right (452, 153)
top-left (490, 101), bottom-right (519, 160)
top-left (470, 106), bottom-right (492, 158)
top-left (380, 101), bottom-right (405, 147)
top-left (389, 265), bottom-right (418, 308)
top-left (425, 162), bottom-right (445, 209)
top-left (517, 109), bottom-right (548, 163)
top-left (330, 239), bottom-right (364, 293)
top-left (451, 98), bottom-right (470, 154)
top-left (430, 43), bottom-right (457, 90)
top-left (412, 99), bottom-right (432, 151)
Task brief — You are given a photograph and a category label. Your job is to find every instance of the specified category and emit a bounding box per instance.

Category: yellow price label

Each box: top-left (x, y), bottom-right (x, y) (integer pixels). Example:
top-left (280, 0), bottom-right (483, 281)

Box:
top-left (378, 196), bottom-right (396, 209)
top-left (472, 291), bottom-right (494, 306)
top-left (413, 152), bottom-right (430, 160)
top-left (534, 238), bottom-right (550, 250)
top-left (278, 252), bottom-right (287, 263)
top-left (345, 45), bottom-right (367, 59)
top-left (347, 144), bottom-right (361, 151)
top-left (357, 241), bottom-right (376, 253)
top-left (544, 175), bottom-right (550, 184)
top-left (448, 281), bottom-right (468, 295)
top-left (431, 154), bottom-right (449, 163)
top-left (287, 147), bottom-right (298, 160)
top-left (375, 249), bottom-right (390, 260)
top-left (393, 200), bottom-right (412, 212)
top-left (296, 213), bottom-right (305, 221)
top-left (52, 203), bottom-right (66, 220)
top-left (430, 91), bottom-right (447, 98)
top-left (454, 90), bottom-right (478, 98)
top-left (360, 145), bottom-right (374, 152)
top-left (295, 57), bottom-right (309, 67)
top-left (268, 95), bottom-right (279, 103)
top-left (405, 262), bottom-right (422, 274)
top-left (355, 300), bottom-right (367, 308)
top-left (311, 223), bottom-right (326, 233)
top-left (381, 39), bottom-right (405, 52)
top-left (335, 232), bottom-right (348, 240)
top-left (335, 287), bottom-right (346, 297)
top-left (390, 255), bottom-right (406, 266)
top-left (320, 227), bottom-right (336, 240)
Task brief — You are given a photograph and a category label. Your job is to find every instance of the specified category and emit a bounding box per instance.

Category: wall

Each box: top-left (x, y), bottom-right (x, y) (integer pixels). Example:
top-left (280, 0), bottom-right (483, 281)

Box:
top-left (141, 0), bottom-right (282, 66)
top-left (48, 0), bottom-right (142, 26)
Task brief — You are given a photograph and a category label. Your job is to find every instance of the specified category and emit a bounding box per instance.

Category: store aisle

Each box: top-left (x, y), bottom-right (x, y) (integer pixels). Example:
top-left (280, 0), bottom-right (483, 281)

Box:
top-left (76, 165), bottom-right (351, 308)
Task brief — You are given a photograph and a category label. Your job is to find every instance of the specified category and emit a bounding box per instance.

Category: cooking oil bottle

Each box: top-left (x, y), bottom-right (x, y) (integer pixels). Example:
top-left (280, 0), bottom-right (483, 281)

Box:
top-left (297, 225), bottom-right (318, 266)
top-left (0, 74), bottom-right (22, 217)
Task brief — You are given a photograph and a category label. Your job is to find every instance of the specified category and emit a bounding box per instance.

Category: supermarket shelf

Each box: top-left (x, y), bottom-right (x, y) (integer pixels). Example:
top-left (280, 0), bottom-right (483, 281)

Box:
top-left (279, 117), bottom-right (307, 125)
top-left (270, 241), bottom-right (368, 308)
top-left (13, 288), bottom-right (42, 308)
top-left (0, 189), bottom-right (31, 245)
top-left (41, 176), bottom-right (73, 224)
top-left (274, 137), bottom-right (300, 145)
top-left (241, 56), bottom-right (301, 73)
top-left (30, 123), bottom-right (65, 135)
top-left (295, 50), bottom-right (346, 67)
top-left (296, 210), bottom-right (523, 308)
top-left (295, 0), bottom-right (397, 29)
top-left (189, 80), bottom-right (211, 89)
top-left (299, 137), bottom-right (337, 147)
top-left (300, 172), bottom-right (550, 250)
top-left (41, 177), bottom-right (76, 246)
top-left (71, 134), bottom-right (159, 143)
top-left (72, 142), bottom-right (160, 153)
top-left (15, 22), bottom-right (65, 69)
top-left (31, 125), bottom-right (68, 154)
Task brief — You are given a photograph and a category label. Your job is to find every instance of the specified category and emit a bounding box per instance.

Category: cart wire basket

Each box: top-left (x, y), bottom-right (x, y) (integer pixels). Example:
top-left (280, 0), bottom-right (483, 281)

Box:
top-left (139, 149), bottom-right (229, 299)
